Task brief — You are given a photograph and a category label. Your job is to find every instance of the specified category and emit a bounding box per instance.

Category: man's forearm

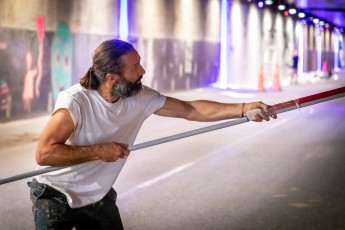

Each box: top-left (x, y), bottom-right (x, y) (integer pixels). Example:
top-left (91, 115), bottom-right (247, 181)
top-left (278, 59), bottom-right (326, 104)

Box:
top-left (35, 143), bottom-right (100, 167)
top-left (188, 100), bottom-right (244, 121)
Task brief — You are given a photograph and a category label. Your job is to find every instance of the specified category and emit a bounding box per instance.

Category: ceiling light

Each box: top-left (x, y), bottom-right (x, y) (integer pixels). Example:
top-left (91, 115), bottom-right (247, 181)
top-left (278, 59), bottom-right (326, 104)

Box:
top-left (298, 12), bottom-right (305, 18)
top-left (278, 5), bottom-right (286, 10)
top-left (289, 8), bottom-right (297, 15)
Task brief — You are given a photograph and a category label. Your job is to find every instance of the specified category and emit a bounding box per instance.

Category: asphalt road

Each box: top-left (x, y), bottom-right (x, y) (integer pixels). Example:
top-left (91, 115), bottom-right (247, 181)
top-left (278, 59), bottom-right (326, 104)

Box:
top-left (0, 78), bottom-right (344, 230)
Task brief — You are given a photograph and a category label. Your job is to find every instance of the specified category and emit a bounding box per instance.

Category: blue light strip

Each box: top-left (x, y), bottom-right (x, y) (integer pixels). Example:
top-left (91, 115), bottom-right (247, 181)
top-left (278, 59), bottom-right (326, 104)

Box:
top-left (334, 33), bottom-right (340, 71)
top-left (298, 22), bottom-right (304, 76)
top-left (119, 0), bottom-right (128, 41)
top-left (316, 28), bottom-right (322, 73)
top-left (215, 0), bottom-right (229, 89)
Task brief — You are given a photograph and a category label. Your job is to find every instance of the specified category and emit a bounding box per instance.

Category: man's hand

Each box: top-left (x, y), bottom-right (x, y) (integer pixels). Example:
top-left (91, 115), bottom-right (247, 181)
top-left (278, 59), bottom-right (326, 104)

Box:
top-left (98, 143), bottom-right (130, 162)
top-left (243, 102), bottom-right (277, 122)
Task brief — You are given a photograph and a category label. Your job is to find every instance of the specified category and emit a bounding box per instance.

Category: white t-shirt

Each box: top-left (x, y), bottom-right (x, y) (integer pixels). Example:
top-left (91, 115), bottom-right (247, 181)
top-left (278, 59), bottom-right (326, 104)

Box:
top-left (35, 83), bottom-right (166, 208)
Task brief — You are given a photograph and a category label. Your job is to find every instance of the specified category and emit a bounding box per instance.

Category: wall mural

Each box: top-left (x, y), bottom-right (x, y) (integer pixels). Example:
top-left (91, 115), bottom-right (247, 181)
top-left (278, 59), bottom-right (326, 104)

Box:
top-left (0, 18), bottom-right (68, 121)
top-left (0, 20), bottom-right (219, 122)
top-left (0, 20), bottom-right (75, 121)
top-left (0, 15), bottom-right (221, 122)
top-left (150, 39), bottom-right (219, 92)
top-left (51, 22), bottom-right (73, 102)
top-left (22, 16), bottom-right (45, 113)
top-left (0, 25), bottom-right (11, 119)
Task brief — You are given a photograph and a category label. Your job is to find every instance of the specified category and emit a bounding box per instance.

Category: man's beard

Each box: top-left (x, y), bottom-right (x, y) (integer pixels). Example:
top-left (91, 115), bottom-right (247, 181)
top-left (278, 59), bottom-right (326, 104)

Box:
top-left (111, 75), bottom-right (142, 98)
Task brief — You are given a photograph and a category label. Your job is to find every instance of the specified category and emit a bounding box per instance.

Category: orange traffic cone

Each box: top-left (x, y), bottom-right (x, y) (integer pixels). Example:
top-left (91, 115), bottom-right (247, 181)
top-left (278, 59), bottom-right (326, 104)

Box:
top-left (272, 64), bottom-right (282, 91)
top-left (257, 65), bottom-right (265, 92)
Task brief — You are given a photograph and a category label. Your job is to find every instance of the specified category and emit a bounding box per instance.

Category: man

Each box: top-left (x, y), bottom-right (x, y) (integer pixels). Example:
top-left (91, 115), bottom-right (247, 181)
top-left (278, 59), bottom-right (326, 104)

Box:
top-left (30, 39), bottom-right (277, 229)
top-left (291, 49), bottom-right (299, 84)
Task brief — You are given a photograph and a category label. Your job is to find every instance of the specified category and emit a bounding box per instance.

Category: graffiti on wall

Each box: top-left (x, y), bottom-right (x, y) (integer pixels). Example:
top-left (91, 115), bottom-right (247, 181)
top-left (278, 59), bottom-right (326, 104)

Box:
top-left (51, 22), bottom-right (73, 102)
top-left (22, 16), bottom-right (45, 113)
top-left (0, 18), bottom-right (74, 121)
top-left (1, 18), bottom-right (218, 122)
top-left (0, 24), bottom-right (11, 118)
top-left (150, 39), bottom-right (219, 92)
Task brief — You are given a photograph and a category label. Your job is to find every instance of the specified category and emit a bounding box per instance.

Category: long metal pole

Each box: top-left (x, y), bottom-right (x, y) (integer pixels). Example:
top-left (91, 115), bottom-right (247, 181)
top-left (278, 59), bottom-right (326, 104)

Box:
top-left (0, 86), bottom-right (344, 185)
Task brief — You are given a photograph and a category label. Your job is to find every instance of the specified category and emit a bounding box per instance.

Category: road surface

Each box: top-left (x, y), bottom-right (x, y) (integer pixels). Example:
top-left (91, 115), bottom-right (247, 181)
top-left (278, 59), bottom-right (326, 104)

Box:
top-left (0, 78), bottom-right (344, 230)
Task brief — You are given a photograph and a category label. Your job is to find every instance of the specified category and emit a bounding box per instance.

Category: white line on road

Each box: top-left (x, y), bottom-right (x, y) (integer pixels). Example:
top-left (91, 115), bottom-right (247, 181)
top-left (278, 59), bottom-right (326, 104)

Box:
top-left (118, 162), bottom-right (195, 198)
top-left (118, 115), bottom-right (296, 199)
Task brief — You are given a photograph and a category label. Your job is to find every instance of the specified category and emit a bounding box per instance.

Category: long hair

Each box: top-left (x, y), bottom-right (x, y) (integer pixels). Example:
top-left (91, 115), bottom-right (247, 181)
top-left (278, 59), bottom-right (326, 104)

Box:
top-left (80, 39), bottom-right (135, 89)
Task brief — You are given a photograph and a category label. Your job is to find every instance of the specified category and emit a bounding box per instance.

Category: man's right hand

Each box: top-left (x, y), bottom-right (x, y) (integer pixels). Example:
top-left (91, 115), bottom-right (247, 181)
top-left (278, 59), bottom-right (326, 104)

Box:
top-left (98, 143), bottom-right (130, 162)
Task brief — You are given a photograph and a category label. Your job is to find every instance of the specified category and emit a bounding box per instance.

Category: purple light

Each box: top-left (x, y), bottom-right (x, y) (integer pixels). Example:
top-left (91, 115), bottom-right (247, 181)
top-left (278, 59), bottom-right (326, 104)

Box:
top-left (119, 0), bottom-right (128, 41)
top-left (298, 22), bottom-right (304, 76)
top-left (334, 34), bottom-right (340, 71)
top-left (214, 0), bottom-right (229, 89)
top-left (316, 29), bottom-right (322, 73)
top-left (258, 1), bottom-right (264, 8)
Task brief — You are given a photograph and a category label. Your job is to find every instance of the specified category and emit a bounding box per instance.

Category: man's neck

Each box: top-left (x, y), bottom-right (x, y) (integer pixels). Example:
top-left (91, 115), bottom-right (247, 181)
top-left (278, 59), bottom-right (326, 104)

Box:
top-left (97, 85), bottom-right (119, 103)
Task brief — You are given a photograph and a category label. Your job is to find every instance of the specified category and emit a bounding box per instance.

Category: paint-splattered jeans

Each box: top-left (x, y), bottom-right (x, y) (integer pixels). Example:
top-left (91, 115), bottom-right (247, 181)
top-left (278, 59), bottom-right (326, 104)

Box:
top-left (28, 179), bottom-right (124, 230)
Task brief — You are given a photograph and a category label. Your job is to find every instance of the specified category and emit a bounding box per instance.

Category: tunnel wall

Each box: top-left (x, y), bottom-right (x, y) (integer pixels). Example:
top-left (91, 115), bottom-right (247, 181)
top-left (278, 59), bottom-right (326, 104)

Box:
top-left (0, 0), bottom-right (343, 121)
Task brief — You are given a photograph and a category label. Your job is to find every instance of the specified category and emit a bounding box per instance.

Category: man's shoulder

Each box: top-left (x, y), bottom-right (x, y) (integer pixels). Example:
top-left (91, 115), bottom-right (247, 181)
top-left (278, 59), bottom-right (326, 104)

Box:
top-left (57, 84), bottom-right (94, 105)
top-left (140, 85), bottom-right (160, 94)
top-left (62, 84), bottom-right (93, 99)
top-left (64, 84), bottom-right (84, 95)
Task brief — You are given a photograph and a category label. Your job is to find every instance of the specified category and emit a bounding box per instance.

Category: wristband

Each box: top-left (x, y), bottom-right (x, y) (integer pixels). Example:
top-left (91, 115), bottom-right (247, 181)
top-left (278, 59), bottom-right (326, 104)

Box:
top-left (240, 103), bottom-right (245, 118)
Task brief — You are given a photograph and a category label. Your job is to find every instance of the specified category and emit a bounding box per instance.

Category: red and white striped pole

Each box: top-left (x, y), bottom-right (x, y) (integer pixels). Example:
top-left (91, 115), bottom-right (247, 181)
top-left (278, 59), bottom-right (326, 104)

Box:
top-left (0, 86), bottom-right (344, 185)
top-left (270, 86), bottom-right (345, 114)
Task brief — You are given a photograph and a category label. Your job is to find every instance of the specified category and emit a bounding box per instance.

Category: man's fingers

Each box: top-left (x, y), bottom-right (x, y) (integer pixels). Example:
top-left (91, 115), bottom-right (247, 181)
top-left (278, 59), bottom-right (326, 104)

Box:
top-left (123, 149), bottom-right (130, 156)
top-left (245, 109), bottom-right (263, 121)
top-left (118, 143), bottom-right (129, 148)
top-left (270, 113), bottom-right (277, 119)
top-left (246, 109), bottom-right (275, 122)
top-left (115, 143), bottom-right (130, 155)
top-left (254, 114), bottom-right (266, 122)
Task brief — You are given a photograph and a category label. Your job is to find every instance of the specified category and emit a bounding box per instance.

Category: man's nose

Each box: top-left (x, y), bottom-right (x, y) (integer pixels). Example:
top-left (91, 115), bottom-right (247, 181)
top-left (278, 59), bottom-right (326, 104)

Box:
top-left (140, 66), bottom-right (146, 75)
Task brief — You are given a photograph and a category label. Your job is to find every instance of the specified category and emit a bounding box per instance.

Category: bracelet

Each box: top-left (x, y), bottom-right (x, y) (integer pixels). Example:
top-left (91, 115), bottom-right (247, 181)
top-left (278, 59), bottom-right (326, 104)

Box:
top-left (240, 103), bottom-right (245, 118)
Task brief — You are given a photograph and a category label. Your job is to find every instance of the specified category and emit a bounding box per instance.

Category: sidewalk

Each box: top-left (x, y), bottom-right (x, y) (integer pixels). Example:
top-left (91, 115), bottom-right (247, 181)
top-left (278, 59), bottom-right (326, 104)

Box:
top-left (0, 115), bottom-right (49, 149)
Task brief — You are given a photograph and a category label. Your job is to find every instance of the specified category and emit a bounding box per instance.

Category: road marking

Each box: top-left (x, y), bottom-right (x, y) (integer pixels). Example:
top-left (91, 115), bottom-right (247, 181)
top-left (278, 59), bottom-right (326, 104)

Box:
top-left (118, 162), bottom-right (194, 198)
top-left (118, 115), bottom-right (297, 199)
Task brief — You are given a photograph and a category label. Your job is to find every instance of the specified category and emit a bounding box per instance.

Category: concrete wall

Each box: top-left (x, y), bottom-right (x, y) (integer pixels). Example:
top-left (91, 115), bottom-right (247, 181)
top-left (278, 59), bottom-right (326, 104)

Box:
top-left (0, 0), bottom-right (118, 33)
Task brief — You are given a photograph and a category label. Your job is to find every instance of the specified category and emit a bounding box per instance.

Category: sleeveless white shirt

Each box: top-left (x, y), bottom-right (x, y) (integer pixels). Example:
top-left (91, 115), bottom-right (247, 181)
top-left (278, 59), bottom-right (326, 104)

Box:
top-left (35, 84), bottom-right (166, 208)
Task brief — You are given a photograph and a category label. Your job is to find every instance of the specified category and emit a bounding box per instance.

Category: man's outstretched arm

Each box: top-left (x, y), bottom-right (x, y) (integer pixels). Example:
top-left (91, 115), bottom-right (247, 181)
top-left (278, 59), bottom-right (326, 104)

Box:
top-left (154, 97), bottom-right (277, 122)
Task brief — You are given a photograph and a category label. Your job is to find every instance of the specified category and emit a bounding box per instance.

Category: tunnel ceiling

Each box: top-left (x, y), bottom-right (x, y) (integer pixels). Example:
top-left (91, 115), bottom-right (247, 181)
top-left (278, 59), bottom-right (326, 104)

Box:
top-left (287, 0), bottom-right (345, 29)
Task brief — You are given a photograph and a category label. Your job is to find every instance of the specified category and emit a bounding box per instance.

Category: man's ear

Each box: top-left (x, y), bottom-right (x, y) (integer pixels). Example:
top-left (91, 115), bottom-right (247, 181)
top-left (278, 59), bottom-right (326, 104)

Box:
top-left (105, 73), bottom-right (118, 83)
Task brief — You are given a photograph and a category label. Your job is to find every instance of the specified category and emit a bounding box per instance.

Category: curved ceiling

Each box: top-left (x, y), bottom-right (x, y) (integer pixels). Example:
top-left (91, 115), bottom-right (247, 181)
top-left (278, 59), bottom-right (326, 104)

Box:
top-left (286, 0), bottom-right (345, 29)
